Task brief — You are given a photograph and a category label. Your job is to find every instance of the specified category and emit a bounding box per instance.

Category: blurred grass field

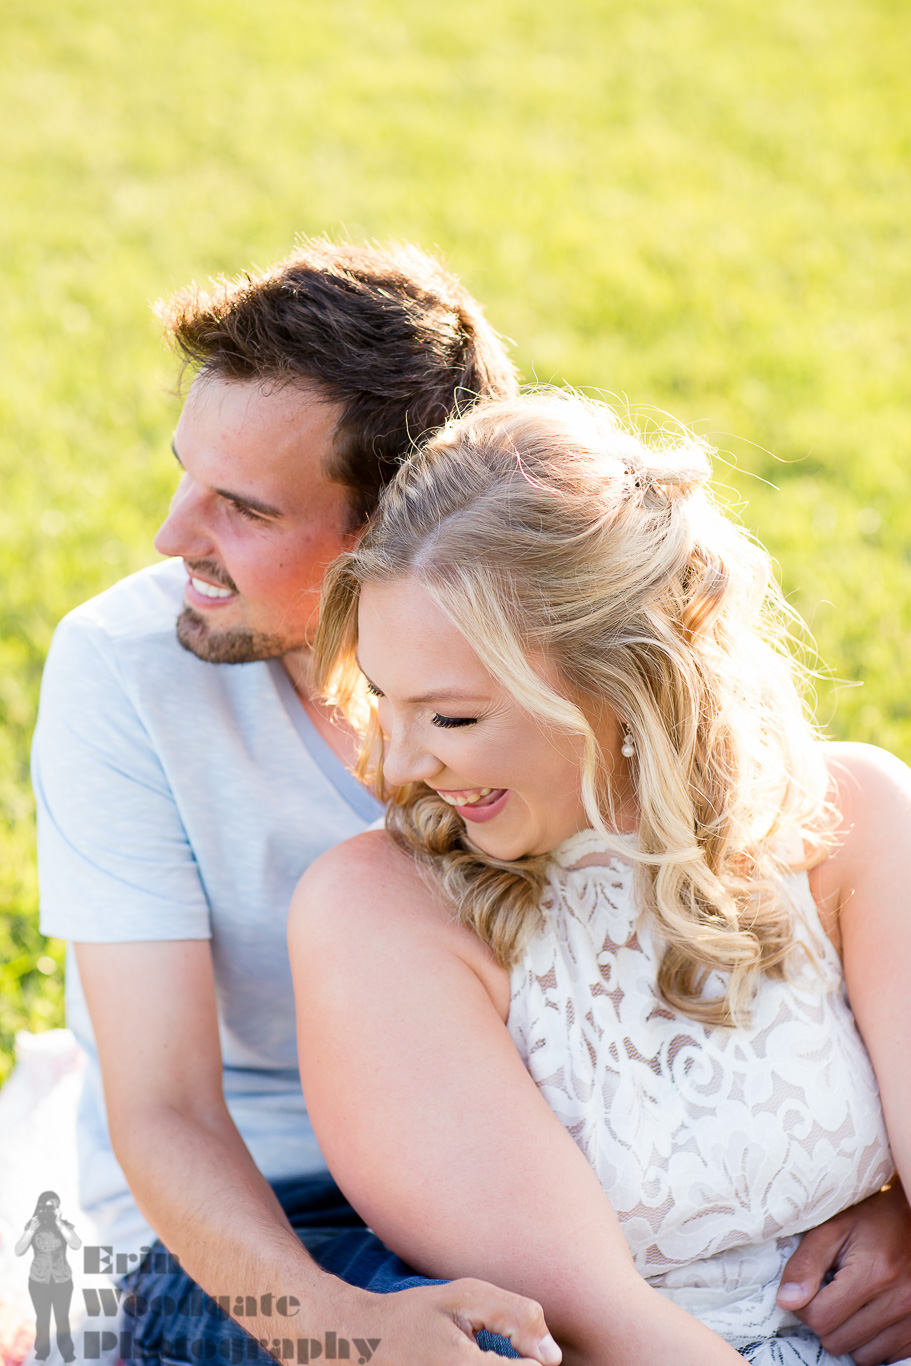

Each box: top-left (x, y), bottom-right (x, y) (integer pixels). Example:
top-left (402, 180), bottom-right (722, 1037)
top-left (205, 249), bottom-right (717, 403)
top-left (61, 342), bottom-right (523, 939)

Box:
top-left (1, 0), bottom-right (910, 1079)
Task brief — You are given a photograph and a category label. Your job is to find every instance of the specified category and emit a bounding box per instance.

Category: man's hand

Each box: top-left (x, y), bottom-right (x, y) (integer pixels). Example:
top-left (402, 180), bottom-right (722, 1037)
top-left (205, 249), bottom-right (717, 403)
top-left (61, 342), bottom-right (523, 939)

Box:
top-left (777, 1184), bottom-right (911, 1365)
top-left (348, 1280), bottom-right (562, 1365)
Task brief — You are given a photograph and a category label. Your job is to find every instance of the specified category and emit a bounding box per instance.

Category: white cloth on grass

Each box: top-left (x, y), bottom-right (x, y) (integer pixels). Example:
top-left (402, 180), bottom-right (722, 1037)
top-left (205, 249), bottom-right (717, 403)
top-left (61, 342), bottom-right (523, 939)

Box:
top-left (0, 1031), bottom-right (87, 1342)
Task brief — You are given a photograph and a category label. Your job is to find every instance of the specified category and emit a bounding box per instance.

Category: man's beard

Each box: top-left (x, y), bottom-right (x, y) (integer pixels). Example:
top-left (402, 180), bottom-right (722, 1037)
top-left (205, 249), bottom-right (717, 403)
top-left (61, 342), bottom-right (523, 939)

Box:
top-left (176, 605), bottom-right (301, 664)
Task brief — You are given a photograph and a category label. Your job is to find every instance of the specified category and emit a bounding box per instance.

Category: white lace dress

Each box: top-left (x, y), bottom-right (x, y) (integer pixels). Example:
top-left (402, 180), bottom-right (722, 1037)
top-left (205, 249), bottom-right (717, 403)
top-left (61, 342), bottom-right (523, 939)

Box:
top-left (506, 830), bottom-right (895, 1365)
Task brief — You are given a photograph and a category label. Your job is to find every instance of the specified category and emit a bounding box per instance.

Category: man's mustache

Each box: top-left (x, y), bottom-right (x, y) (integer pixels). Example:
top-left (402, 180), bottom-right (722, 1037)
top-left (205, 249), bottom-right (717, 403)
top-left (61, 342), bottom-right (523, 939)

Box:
top-left (184, 559), bottom-right (240, 595)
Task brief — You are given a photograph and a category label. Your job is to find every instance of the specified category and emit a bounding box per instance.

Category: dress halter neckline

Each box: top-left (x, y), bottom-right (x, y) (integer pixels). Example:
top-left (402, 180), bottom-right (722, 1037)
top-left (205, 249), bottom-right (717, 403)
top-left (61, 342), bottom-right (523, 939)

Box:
top-left (548, 826), bottom-right (638, 868)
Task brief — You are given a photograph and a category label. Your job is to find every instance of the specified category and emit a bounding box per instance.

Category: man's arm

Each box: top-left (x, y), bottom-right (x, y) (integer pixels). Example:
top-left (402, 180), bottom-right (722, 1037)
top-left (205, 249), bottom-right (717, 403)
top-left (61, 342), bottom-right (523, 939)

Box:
top-left (74, 940), bottom-right (310, 1324)
top-left (76, 938), bottom-right (560, 1366)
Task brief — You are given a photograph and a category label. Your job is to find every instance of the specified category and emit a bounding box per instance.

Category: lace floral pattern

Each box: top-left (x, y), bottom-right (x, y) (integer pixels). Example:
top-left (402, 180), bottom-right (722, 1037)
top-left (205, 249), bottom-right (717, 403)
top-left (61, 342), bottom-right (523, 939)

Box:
top-left (507, 830), bottom-right (893, 1359)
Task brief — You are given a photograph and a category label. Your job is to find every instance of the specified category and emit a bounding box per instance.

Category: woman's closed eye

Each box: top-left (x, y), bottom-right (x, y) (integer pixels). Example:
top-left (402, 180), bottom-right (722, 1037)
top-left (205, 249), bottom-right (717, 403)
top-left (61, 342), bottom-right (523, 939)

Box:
top-left (364, 681), bottom-right (477, 729)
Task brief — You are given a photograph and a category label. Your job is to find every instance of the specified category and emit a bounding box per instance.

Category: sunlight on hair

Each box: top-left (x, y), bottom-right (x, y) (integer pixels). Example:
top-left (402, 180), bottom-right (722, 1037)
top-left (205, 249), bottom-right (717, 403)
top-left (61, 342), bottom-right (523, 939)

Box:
top-left (315, 390), bottom-right (836, 1026)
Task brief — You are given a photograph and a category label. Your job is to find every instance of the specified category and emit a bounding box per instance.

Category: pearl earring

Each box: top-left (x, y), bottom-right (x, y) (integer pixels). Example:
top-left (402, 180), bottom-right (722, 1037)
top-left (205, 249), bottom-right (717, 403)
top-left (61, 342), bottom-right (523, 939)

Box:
top-left (621, 728), bottom-right (635, 759)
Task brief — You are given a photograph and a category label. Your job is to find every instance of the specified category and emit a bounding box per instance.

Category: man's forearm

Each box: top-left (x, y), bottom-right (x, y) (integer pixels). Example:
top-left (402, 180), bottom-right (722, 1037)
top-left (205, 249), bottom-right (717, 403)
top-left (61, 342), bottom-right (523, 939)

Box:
top-left (113, 1101), bottom-right (352, 1354)
top-left (112, 1107), bottom-right (564, 1366)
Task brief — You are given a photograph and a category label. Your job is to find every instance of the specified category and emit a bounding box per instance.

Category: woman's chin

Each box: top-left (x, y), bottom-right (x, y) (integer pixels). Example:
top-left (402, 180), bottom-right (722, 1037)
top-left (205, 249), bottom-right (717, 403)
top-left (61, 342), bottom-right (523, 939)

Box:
top-left (468, 819), bottom-right (588, 863)
top-left (465, 822), bottom-right (543, 863)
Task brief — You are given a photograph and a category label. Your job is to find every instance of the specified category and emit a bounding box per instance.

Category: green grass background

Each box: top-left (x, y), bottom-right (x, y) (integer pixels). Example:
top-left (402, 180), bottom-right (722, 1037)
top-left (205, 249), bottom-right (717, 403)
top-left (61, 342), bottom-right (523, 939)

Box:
top-left (2, 0), bottom-right (910, 1079)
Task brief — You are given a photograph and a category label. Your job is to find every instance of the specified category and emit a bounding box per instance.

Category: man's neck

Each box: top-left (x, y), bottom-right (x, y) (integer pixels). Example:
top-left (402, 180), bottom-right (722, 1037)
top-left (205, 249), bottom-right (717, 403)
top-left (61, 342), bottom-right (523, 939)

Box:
top-left (280, 648), bottom-right (362, 772)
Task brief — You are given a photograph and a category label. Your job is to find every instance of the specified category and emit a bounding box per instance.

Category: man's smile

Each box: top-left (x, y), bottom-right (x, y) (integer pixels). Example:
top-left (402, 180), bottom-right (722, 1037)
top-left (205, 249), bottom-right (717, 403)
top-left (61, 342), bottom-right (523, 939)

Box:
top-left (190, 576), bottom-right (235, 600)
top-left (183, 560), bottom-right (240, 608)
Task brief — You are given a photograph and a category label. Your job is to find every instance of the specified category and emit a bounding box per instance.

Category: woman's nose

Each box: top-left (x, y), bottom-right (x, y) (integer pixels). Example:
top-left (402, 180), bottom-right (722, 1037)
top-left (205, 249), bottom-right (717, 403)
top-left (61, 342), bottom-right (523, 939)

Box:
top-left (381, 719), bottom-right (443, 788)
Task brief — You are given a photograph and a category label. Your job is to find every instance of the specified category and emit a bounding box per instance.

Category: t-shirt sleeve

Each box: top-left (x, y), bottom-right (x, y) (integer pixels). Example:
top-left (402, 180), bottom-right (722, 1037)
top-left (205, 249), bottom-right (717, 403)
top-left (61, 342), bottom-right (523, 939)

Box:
top-left (32, 611), bottom-right (211, 942)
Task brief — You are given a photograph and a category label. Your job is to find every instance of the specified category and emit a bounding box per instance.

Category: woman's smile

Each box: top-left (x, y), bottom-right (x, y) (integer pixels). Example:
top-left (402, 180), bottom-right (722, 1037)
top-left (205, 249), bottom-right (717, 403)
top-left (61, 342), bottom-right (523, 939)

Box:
top-left (357, 576), bottom-right (601, 859)
top-left (433, 787), bottom-right (511, 821)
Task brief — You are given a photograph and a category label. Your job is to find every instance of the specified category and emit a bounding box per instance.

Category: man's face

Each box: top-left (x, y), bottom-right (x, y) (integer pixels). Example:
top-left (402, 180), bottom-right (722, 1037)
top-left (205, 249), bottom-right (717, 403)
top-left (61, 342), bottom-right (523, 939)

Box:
top-left (155, 377), bottom-right (353, 665)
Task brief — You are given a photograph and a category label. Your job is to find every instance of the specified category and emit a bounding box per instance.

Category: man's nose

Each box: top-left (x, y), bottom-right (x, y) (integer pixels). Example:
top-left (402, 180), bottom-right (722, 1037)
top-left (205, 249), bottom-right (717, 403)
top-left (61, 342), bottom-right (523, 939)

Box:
top-left (154, 475), bottom-right (215, 560)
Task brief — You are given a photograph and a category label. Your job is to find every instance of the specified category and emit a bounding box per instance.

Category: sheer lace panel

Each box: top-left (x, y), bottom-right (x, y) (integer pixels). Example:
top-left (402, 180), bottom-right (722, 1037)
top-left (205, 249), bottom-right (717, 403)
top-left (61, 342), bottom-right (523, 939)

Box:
top-left (507, 830), bottom-right (892, 1347)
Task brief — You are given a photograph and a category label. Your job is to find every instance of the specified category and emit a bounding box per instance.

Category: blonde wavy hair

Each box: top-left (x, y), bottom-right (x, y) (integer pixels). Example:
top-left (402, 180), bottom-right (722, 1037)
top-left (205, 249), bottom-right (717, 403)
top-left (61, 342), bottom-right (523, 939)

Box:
top-left (315, 391), bottom-right (835, 1025)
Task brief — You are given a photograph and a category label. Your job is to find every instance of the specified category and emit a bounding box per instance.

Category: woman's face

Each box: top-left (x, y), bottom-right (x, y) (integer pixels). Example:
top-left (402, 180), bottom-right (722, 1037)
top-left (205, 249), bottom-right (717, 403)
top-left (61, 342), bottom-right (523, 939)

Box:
top-left (357, 577), bottom-right (627, 860)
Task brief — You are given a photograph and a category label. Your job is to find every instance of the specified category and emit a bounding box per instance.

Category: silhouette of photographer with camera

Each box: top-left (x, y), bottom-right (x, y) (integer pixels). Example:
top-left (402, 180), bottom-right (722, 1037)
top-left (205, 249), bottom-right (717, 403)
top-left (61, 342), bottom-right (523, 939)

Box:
top-left (15, 1190), bottom-right (81, 1362)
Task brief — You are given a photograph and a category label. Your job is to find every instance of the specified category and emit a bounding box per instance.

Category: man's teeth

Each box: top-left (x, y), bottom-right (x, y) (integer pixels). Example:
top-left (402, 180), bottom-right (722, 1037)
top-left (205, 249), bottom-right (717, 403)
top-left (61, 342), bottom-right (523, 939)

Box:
top-left (439, 787), bottom-right (494, 807)
top-left (191, 576), bottom-right (234, 599)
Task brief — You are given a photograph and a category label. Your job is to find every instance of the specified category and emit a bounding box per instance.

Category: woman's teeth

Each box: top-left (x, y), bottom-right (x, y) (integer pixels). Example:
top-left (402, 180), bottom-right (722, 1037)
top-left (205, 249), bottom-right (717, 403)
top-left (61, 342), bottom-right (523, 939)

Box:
top-left (438, 788), bottom-right (494, 807)
top-left (191, 576), bottom-right (234, 599)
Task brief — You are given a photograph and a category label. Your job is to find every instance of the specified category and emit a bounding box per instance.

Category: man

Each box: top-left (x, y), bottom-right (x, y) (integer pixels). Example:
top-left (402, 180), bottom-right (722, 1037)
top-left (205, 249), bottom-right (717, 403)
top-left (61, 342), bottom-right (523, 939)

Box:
top-left (32, 240), bottom-right (911, 1366)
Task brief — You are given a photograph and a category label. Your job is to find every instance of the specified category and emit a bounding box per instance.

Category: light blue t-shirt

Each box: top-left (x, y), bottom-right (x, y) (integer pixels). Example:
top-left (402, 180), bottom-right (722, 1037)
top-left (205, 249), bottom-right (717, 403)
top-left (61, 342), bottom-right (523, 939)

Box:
top-left (32, 558), bottom-right (382, 1261)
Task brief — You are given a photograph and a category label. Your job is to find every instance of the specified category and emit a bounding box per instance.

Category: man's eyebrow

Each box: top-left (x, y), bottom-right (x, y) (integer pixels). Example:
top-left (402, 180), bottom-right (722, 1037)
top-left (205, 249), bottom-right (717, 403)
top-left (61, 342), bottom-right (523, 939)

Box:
top-left (170, 438), bottom-right (284, 519)
top-left (214, 486), bottom-right (284, 519)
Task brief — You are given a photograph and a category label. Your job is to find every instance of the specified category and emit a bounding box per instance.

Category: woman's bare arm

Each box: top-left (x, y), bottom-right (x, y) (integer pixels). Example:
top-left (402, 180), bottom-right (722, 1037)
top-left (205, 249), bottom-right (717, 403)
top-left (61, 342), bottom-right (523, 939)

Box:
top-left (289, 831), bottom-right (743, 1366)
top-left (793, 742), bottom-right (911, 1364)
top-left (58, 1217), bottom-right (81, 1250)
top-left (812, 743), bottom-right (911, 1199)
top-left (14, 1219), bottom-right (37, 1256)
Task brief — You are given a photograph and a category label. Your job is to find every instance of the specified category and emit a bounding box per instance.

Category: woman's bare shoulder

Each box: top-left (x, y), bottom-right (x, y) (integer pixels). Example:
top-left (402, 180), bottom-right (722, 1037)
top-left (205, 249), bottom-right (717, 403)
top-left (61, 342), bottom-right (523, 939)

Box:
top-left (293, 829), bottom-right (443, 929)
top-left (297, 826), bottom-right (414, 892)
top-left (823, 738), bottom-right (911, 790)
top-left (812, 741), bottom-right (911, 917)
top-left (289, 828), bottom-right (509, 1009)
top-left (821, 741), bottom-right (911, 845)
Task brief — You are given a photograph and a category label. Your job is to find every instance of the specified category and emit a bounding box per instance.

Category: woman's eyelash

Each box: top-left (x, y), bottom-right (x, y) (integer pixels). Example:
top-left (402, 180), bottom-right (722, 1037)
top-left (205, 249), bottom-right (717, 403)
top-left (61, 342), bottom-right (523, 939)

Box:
top-left (363, 680), bottom-right (477, 728)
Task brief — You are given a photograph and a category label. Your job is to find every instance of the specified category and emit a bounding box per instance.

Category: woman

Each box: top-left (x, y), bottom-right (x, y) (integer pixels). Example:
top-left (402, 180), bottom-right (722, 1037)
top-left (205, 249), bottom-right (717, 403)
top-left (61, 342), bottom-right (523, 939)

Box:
top-left (289, 392), bottom-right (911, 1365)
top-left (15, 1190), bottom-right (81, 1362)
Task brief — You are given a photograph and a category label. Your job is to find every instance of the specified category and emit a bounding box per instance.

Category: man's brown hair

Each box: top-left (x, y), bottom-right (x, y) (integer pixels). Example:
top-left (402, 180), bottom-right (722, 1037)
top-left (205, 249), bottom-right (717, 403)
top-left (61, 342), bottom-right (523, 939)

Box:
top-left (158, 239), bottom-right (519, 523)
